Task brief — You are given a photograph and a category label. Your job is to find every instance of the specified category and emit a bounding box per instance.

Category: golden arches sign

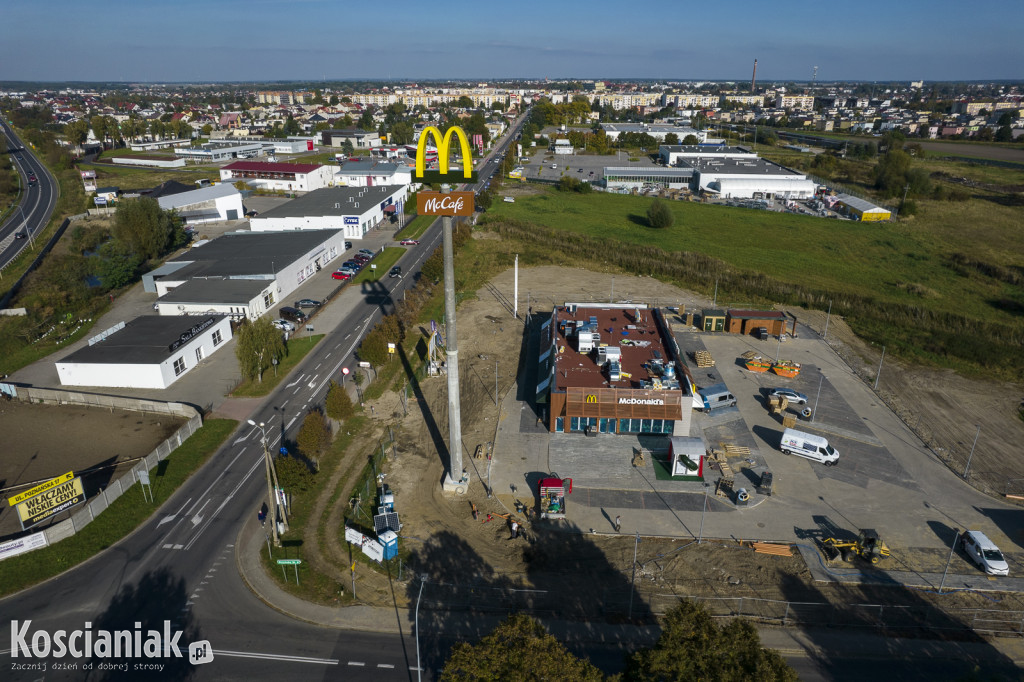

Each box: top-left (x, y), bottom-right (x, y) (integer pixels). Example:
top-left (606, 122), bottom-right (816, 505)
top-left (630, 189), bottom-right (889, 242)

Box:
top-left (585, 394), bottom-right (598, 404)
top-left (415, 125), bottom-right (473, 180)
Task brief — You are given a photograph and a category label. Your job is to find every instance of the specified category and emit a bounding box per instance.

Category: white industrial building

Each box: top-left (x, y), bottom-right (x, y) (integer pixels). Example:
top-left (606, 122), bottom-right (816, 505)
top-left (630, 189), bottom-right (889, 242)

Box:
top-left (145, 230), bottom-right (347, 315)
top-left (321, 129), bottom-right (382, 149)
top-left (333, 161), bottom-right (413, 188)
top-left (176, 142), bottom-right (267, 162)
top-left (219, 161), bottom-right (334, 193)
top-left (157, 183), bottom-right (244, 224)
top-left (55, 316), bottom-right (233, 389)
top-left (602, 167), bottom-right (694, 191)
top-left (600, 123), bottom-right (707, 143)
top-left (691, 158), bottom-right (815, 199)
top-left (659, 145), bottom-right (758, 167)
top-left (249, 186), bottom-right (408, 239)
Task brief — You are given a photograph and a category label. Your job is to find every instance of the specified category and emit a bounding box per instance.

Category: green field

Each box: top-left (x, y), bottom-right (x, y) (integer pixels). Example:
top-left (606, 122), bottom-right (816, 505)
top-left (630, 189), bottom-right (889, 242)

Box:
top-left (482, 187), bottom-right (1024, 378)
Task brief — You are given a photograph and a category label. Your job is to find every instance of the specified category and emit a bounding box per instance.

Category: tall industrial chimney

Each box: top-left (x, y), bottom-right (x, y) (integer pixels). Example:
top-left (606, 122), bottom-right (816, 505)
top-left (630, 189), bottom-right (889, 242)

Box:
top-left (751, 59), bottom-right (758, 93)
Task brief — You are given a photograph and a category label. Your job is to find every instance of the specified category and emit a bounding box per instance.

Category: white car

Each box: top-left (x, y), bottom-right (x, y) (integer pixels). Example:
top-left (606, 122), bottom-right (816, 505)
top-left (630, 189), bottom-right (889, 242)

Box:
top-left (961, 530), bottom-right (1009, 576)
top-left (272, 319), bottom-right (294, 332)
top-left (768, 388), bottom-right (808, 405)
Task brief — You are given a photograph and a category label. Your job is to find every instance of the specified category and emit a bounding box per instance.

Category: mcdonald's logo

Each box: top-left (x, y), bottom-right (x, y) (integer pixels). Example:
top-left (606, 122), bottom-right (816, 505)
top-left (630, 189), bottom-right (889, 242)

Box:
top-left (585, 394), bottom-right (598, 404)
top-left (414, 125), bottom-right (478, 184)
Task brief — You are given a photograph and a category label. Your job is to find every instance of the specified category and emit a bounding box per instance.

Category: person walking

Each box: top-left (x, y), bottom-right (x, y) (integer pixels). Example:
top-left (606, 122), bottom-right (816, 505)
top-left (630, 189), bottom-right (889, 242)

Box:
top-left (614, 515), bottom-right (621, 532)
top-left (511, 520), bottom-right (519, 539)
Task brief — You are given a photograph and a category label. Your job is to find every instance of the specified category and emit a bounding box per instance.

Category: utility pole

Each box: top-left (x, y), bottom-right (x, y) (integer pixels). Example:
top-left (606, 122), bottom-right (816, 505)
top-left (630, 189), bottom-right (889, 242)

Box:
top-left (628, 531), bottom-right (640, 620)
top-left (963, 425), bottom-right (981, 480)
top-left (873, 345), bottom-right (885, 390)
top-left (441, 183), bottom-right (464, 489)
top-left (811, 372), bottom-right (825, 424)
top-left (248, 420), bottom-right (282, 546)
top-left (823, 299), bottom-right (832, 341)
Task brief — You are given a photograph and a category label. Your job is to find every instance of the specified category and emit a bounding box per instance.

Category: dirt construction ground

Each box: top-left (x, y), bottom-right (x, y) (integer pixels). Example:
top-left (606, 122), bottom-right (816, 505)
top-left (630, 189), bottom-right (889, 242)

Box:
top-left (0, 401), bottom-right (184, 536)
top-left (360, 263), bottom-right (1024, 624)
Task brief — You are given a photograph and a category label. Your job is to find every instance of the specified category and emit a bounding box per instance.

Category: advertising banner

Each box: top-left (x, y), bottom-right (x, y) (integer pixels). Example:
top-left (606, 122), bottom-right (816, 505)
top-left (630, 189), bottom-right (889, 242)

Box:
top-left (16, 476), bottom-right (85, 529)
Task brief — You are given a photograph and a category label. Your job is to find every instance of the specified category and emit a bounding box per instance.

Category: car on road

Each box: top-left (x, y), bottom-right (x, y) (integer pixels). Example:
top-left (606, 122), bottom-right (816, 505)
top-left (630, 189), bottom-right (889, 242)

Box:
top-left (272, 319), bottom-right (294, 332)
top-left (768, 388), bottom-right (808, 405)
top-left (960, 530), bottom-right (1009, 576)
top-left (331, 270), bottom-right (352, 280)
top-left (399, 239), bottom-right (419, 246)
top-left (294, 299), bottom-right (321, 309)
top-left (389, 266), bottom-right (402, 278)
top-left (15, 230), bottom-right (26, 239)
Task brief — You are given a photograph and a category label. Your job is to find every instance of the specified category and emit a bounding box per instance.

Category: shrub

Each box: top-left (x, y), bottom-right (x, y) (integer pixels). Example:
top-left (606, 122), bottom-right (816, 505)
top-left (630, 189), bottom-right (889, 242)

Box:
top-left (647, 199), bottom-right (674, 229)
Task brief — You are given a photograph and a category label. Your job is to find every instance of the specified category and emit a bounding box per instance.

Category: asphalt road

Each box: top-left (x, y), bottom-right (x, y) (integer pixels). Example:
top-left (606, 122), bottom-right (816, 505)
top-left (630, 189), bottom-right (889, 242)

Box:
top-left (0, 118), bottom-right (58, 271)
top-left (0, 114), bottom-right (530, 681)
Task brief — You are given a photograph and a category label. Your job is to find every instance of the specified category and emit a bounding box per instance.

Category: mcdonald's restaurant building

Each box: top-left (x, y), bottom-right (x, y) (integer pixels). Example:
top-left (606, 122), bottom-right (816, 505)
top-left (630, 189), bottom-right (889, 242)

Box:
top-left (536, 303), bottom-right (699, 436)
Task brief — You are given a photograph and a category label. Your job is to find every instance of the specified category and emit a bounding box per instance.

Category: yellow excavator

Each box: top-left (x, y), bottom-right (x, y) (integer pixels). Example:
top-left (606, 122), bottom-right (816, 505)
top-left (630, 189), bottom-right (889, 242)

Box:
top-left (823, 529), bottom-right (890, 565)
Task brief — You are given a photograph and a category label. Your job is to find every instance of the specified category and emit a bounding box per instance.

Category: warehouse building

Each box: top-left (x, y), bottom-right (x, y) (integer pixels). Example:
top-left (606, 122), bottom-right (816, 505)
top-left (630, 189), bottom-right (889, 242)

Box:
top-left (219, 161), bottom-right (334, 193)
top-left (600, 123), bottom-right (707, 143)
top-left (690, 158), bottom-right (815, 199)
top-left (145, 229), bottom-right (347, 316)
top-left (538, 303), bottom-right (699, 436)
top-left (176, 142), bottom-right (268, 162)
top-left (834, 194), bottom-right (892, 221)
top-left (659, 145), bottom-right (758, 167)
top-left (333, 160), bottom-right (413, 188)
top-left (55, 315), bottom-right (233, 389)
top-left (249, 185), bottom-right (408, 239)
top-left (156, 183), bottom-right (244, 224)
top-left (602, 167), bottom-right (694, 191)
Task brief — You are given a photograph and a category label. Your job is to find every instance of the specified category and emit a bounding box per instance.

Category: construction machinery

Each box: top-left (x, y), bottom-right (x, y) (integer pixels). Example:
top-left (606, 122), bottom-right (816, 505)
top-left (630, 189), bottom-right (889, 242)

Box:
top-left (823, 529), bottom-right (890, 564)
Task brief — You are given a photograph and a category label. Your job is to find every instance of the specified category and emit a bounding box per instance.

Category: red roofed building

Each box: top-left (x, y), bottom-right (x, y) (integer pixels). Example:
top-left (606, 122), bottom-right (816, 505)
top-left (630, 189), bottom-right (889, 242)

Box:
top-left (220, 161), bottom-right (334, 193)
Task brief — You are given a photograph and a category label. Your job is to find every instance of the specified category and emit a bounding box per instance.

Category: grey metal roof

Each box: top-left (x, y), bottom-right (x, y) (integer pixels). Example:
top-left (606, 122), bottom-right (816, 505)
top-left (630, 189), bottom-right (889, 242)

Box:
top-left (164, 229), bottom-right (343, 278)
top-left (835, 194), bottom-right (889, 213)
top-left (157, 183), bottom-right (240, 211)
top-left (159, 277), bottom-right (270, 305)
top-left (254, 186), bottom-right (403, 219)
top-left (686, 158), bottom-right (805, 176)
top-left (603, 167), bottom-right (694, 178)
top-left (59, 315), bottom-right (229, 365)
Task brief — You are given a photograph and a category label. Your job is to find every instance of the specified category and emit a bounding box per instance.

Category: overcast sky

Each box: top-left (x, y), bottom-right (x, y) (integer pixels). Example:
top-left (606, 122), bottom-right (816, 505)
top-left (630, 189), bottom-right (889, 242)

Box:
top-left (2, 0), bottom-right (1021, 83)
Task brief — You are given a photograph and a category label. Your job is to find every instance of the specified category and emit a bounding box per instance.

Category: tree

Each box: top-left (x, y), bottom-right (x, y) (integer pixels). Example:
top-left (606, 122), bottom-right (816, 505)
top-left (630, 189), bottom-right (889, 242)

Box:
top-left (235, 318), bottom-right (287, 383)
top-left (440, 613), bottom-right (603, 682)
top-left (324, 380), bottom-right (355, 420)
top-left (455, 95), bottom-right (474, 109)
top-left (390, 120), bottom-right (414, 145)
top-left (340, 140), bottom-right (355, 156)
top-left (995, 125), bottom-right (1014, 142)
top-left (421, 249), bottom-right (444, 283)
top-left (112, 198), bottom-right (176, 260)
top-left (284, 114), bottom-right (300, 136)
top-left (296, 409), bottom-right (331, 472)
top-left (93, 239), bottom-right (143, 290)
top-left (329, 95), bottom-right (339, 106)
top-left (664, 132), bottom-right (679, 145)
top-left (647, 199), bottom-right (674, 229)
top-left (625, 601), bottom-right (798, 682)
top-left (357, 328), bottom-right (389, 366)
top-left (358, 110), bottom-right (375, 131)
top-left (64, 119), bottom-right (90, 146)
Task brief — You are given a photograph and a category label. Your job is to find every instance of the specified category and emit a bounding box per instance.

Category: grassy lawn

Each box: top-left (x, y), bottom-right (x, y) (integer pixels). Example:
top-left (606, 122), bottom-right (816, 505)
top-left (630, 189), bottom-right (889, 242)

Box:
top-left (0, 419), bottom-right (237, 597)
top-left (232, 334), bottom-right (325, 397)
top-left (351, 247), bottom-right (404, 285)
top-left (396, 214), bottom-right (435, 239)
top-left (483, 186), bottom-right (1024, 378)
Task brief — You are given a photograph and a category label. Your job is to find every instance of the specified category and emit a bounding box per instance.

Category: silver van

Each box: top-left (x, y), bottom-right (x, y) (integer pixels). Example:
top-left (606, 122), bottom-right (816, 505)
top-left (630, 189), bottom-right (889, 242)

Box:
top-left (699, 383), bottom-right (737, 411)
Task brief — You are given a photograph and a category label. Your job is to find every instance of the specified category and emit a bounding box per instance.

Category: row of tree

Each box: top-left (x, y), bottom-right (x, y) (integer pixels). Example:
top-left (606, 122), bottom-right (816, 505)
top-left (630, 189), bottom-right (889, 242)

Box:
top-left (441, 602), bottom-right (796, 680)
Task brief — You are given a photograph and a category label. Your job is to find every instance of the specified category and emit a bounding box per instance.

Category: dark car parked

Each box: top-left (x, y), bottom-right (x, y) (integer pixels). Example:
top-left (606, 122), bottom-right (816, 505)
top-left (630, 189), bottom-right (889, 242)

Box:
top-left (279, 306), bottom-right (307, 324)
top-left (294, 299), bottom-right (321, 309)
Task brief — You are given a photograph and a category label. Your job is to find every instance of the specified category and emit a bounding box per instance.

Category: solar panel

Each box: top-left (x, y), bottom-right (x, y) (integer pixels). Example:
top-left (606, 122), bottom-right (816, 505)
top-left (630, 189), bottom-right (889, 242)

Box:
top-left (373, 512), bottom-right (401, 535)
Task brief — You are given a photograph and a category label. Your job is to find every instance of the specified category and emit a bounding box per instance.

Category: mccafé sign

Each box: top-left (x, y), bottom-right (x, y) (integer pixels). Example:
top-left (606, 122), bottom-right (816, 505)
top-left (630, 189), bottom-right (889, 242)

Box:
top-left (417, 191), bottom-right (474, 216)
top-left (415, 124), bottom-right (478, 215)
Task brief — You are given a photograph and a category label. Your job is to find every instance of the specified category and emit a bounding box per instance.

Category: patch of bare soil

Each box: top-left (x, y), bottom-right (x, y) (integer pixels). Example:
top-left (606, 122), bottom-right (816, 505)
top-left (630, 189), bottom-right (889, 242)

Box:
top-left (0, 401), bottom-right (185, 537)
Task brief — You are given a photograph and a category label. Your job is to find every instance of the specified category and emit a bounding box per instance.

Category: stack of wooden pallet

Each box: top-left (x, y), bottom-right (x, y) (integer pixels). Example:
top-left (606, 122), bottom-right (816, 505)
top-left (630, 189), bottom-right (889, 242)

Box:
top-left (693, 350), bottom-right (715, 367)
top-left (740, 350), bottom-right (760, 360)
top-left (722, 444), bottom-right (750, 456)
top-left (753, 542), bottom-right (793, 557)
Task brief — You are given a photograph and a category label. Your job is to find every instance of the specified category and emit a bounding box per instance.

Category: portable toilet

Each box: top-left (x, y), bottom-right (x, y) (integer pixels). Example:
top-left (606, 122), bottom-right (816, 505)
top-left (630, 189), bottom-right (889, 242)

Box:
top-left (379, 529), bottom-right (398, 560)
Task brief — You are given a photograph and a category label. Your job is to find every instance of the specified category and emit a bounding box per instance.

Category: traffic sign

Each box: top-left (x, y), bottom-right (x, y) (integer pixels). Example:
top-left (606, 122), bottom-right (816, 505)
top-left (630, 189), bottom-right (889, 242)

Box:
top-left (276, 559), bottom-right (301, 565)
top-left (342, 367), bottom-right (350, 376)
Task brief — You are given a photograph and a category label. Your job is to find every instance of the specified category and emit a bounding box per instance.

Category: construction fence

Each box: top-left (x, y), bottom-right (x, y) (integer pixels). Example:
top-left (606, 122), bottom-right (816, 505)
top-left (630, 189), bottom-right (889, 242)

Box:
top-left (0, 386), bottom-right (202, 561)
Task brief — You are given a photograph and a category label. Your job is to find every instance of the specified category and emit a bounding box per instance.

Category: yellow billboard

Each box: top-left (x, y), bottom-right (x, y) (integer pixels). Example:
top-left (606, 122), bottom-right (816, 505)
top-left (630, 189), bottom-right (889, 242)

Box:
top-left (16, 476), bottom-right (86, 529)
top-left (8, 471), bottom-right (74, 507)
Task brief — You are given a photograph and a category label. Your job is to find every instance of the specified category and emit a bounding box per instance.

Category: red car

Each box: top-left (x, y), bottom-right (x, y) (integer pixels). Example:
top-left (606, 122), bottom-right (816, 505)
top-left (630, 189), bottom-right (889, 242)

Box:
top-left (331, 271), bottom-right (352, 280)
top-left (400, 239), bottom-right (419, 246)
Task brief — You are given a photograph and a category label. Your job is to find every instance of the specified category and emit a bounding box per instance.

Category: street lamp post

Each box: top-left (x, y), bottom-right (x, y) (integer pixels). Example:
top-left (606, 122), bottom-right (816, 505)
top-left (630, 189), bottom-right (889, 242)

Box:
top-left (248, 419), bottom-right (284, 546)
top-left (811, 372), bottom-right (825, 424)
top-left (963, 425), bottom-right (982, 480)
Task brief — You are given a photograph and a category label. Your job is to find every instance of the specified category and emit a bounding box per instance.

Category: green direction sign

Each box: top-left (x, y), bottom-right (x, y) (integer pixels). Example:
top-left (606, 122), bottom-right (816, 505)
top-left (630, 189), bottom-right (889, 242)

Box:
top-left (276, 559), bottom-right (302, 565)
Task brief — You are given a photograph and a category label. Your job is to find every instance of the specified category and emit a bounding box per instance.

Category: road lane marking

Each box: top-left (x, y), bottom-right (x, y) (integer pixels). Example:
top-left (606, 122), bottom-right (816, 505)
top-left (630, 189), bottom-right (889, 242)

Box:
top-left (347, 661), bottom-right (365, 666)
top-left (287, 417), bottom-right (297, 429)
top-left (377, 663), bottom-right (395, 668)
top-left (182, 456), bottom-right (264, 551)
top-left (211, 649), bottom-right (338, 665)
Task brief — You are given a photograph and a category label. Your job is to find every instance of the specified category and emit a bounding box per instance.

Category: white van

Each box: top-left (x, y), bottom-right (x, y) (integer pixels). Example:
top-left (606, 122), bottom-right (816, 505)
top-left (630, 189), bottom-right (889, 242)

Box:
top-left (780, 428), bottom-right (839, 466)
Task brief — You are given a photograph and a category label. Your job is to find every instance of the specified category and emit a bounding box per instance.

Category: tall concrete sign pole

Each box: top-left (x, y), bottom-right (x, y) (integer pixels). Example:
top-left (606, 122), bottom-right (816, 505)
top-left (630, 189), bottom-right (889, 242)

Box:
top-left (441, 183), bottom-right (464, 488)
